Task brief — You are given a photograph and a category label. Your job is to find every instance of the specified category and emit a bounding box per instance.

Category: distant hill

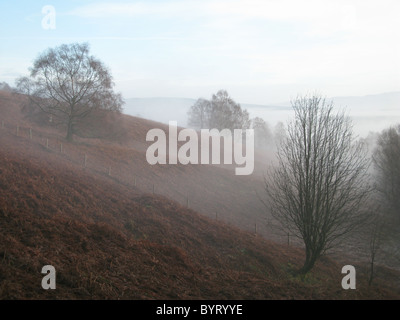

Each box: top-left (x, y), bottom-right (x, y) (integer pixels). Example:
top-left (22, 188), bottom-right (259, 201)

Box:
top-left (332, 92), bottom-right (400, 115)
top-left (123, 97), bottom-right (289, 128)
top-left (124, 97), bottom-right (196, 127)
top-left (123, 92), bottom-right (400, 136)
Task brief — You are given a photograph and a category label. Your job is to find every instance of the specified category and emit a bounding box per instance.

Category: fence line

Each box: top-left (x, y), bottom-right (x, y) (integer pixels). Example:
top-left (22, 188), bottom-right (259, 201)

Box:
top-left (2, 121), bottom-right (195, 205)
top-left (1, 120), bottom-right (292, 243)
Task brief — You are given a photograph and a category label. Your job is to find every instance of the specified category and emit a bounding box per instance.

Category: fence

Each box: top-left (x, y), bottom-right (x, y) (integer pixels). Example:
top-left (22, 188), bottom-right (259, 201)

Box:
top-left (1, 120), bottom-right (297, 245)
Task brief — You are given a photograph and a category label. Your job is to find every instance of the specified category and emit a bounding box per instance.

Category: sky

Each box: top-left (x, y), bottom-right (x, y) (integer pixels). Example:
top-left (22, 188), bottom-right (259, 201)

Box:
top-left (1, 0), bottom-right (400, 104)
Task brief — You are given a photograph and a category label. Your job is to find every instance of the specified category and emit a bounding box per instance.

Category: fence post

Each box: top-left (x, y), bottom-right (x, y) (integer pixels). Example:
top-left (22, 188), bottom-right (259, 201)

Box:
top-left (186, 194), bottom-right (189, 208)
top-left (134, 177), bottom-right (137, 187)
top-left (60, 143), bottom-right (63, 153)
top-left (29, 128), bottom-right (32, 139)
top-left (46, 138), bottom-right (49, 149)
top-left (84, 154), bottom-right (87, 167)
top-left (108, 167), bottom-right (111, 176)
top-left (255, 223), bottom-right (257, 235)
top-left (287, 233), bottom-right (290, 246)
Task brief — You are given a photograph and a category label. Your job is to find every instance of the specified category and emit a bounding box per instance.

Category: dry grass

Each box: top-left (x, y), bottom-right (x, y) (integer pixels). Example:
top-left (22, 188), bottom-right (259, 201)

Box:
top-left (0, 91), bottom-right (399, 299)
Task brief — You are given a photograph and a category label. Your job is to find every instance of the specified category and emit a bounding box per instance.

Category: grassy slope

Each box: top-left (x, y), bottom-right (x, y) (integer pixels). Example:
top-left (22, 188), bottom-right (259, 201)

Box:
top-left (0, 91), bottom-right (399, 299)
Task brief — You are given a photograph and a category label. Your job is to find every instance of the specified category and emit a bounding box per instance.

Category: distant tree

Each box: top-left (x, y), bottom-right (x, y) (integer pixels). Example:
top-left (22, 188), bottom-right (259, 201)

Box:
top-left (264, 95), bottom-right (372, 274)
top-left (0, 82), bottom-right (12, 92)
top-left (373, 125), bottom-right (400, 217)
top-left (187, 98), bottom-right (211, 129)
top-left (187, 90), bottom-right (250, 131)
top-left (252, 117), bottom-right (273, 148)
top-left (273, 121), bottom-right (286, 147)
top-left (210, 90), bottom-right (250, 130)
top-left (15, 43), bottom-right (124, 141)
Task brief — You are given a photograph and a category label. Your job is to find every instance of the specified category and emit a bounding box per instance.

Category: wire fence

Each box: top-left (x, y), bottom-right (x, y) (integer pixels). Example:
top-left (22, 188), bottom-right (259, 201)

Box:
top-left (1, 120), bottom-right (298, 245)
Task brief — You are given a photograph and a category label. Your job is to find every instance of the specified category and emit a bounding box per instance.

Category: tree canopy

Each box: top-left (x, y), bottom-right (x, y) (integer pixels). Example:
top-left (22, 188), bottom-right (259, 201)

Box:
top-left (188, 90), bottom-right (250, 131)
top-left (16, 43), bottom-right (124, 141)
top-left (265, 95), bottom-right (372, 274)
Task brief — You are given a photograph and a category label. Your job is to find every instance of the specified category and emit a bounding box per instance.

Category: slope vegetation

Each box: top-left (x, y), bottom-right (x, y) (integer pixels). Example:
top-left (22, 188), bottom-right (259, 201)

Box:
top-left (0, 91), bottom-right (399, 299)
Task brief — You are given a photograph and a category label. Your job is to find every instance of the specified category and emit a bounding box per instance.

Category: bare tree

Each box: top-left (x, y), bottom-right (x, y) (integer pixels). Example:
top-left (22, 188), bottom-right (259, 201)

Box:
top-left (252, 117), bottom-right (273, 148)
top-left (187, 90), bottom-right (250, 131)
top-left (273, 121), bottom-right (286, 148)
top-left (373, 125), bottom-right (400, 218)
top-left (210, 90), bottom-right (250, 130)
top-left (265, 95), bottom-right (372, 274)
top-left (0, 82), bottom-right (12, 92)
top-left (366, 213), bottom-right (385, 286)
top-left (15, 43), bottom-right (124, 141)
top-left (187, 98), bottom-right (211, 129)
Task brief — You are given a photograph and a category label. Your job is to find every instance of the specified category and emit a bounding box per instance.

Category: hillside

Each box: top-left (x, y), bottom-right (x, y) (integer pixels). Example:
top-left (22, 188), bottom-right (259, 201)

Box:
top-left (1, 91), bottom-right (399, 299)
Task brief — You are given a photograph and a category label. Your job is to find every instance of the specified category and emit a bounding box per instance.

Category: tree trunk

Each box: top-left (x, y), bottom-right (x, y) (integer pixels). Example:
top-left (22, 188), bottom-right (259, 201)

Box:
top-left (298, 245), bottom-right (318, 275)
top-left (66, 121), bottom-right (74, 142)
top-left (368, 252), bottom-right (375, 286)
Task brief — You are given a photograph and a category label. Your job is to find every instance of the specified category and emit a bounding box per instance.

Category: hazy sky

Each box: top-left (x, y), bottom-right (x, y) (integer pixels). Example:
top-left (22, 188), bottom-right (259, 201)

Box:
top-left (1, 0), bottom-right (400, 104)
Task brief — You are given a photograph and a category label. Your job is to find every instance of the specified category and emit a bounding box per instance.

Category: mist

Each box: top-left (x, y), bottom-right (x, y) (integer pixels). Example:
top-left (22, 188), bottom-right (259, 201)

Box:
top-left (2, 0), bottom-right (400, 304)
top-left (123, 92), bottom-right (400, 138)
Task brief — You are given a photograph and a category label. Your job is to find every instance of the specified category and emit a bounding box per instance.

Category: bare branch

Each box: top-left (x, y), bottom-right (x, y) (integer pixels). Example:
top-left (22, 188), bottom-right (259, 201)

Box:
top-left (264, 94), bottom-right (372, 274)
top-left (15, 42), bottom-right (124, 141)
